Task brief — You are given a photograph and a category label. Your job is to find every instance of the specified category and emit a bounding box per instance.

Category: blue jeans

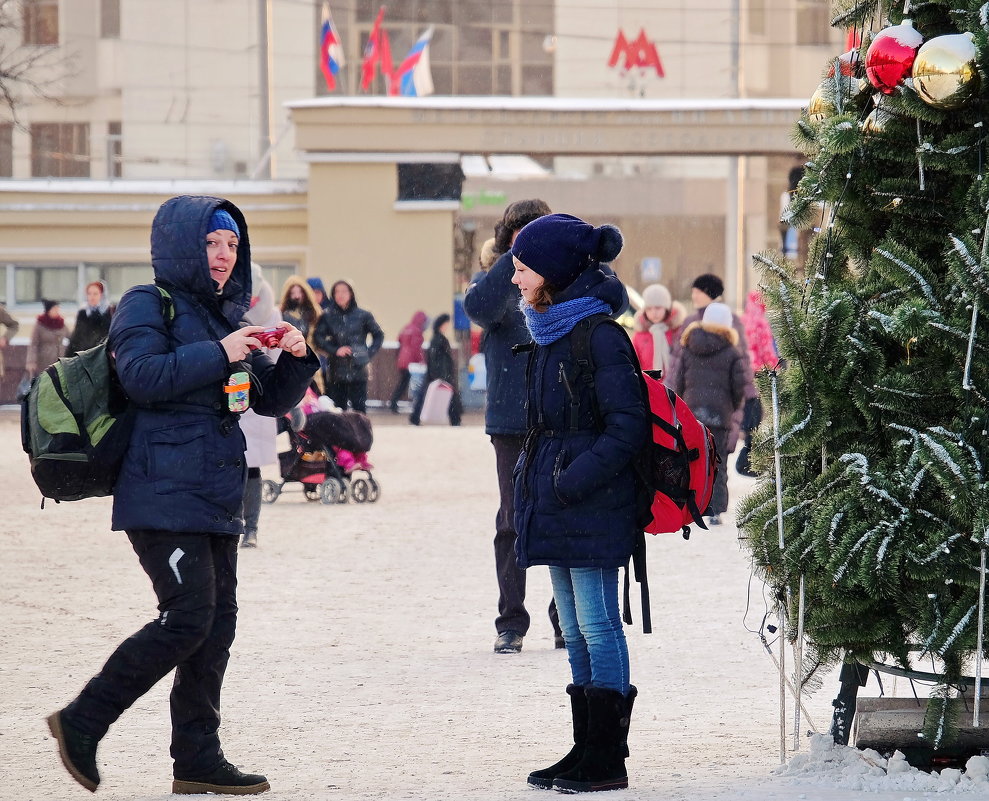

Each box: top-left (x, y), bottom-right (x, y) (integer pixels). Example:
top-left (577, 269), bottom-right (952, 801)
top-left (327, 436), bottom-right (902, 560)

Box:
top-left (549, 566), bottom-right (629, 694)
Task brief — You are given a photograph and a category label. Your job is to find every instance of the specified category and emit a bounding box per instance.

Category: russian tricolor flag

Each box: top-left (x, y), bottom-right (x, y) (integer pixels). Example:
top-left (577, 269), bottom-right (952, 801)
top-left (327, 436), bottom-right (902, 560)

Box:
top-left (395, 26), bottom-right (435, 97)
top-left (319, 2), bottom-right (344, 91)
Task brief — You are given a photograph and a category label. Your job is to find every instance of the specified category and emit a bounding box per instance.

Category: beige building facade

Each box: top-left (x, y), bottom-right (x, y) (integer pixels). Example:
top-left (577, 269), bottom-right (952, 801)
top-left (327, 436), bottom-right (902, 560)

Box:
top-left (0, 0), bottom-right (845, 365)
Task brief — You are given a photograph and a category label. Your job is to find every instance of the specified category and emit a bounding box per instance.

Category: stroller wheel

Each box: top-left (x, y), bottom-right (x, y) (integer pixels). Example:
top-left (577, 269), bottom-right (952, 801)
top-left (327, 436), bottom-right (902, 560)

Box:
top-left (368, 476), bottom-right (380, 503)
top-left (337, 478), bottom-right (349, 503)
top-left (351, 478), bottom-right (370, 503)
top-left (261, 480), bottom-right (281, 504)
top-left (304, 485), bottom-right (321, 502)
top-left (320, 479), bottom-right (340, 505)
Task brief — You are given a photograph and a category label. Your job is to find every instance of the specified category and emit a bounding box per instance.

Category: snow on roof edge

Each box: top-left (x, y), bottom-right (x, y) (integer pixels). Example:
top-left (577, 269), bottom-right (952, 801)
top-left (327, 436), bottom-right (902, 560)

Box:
top-left (0, 179), bottom-right (307, 195)
top-left (287, 95), bottom-right (806, 112)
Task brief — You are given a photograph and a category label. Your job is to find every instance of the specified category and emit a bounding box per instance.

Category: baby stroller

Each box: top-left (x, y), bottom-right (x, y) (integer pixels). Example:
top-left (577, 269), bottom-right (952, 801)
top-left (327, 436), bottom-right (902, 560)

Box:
top-left (261, 409), bottom-right (380, 505)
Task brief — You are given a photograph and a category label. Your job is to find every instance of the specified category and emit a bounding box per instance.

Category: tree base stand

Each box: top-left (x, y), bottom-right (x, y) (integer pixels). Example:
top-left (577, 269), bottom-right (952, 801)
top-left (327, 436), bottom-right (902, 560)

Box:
top-left (828, 661), bottom-right (989, 771)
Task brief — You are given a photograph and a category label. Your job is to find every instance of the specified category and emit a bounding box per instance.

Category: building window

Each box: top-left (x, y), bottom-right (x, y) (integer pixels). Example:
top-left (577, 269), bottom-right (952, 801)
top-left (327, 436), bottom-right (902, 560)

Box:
top-left (749, 1), bottom-right (766, 36)
top-left (107, 121), bottom-right (122, 178)
top-left (796, 1), bottom-right (831, 46)
top-left (31, 123), bottom-right (90, 177)
top-left (0, 124), bottom-right (12, 177)
top-left (14, 264), bottom-right (78, 305)
top-left (100, 0), bottom-right (120, 39)
top-left (23, 0), bottom-right (59, 46)
top-left (340, 0), bottom-right (552, 96)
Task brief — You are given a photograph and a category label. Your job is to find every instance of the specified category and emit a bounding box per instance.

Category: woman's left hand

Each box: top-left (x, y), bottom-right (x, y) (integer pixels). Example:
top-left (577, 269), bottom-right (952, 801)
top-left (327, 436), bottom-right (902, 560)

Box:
top-left (276, 321), bottom-right (308, 358)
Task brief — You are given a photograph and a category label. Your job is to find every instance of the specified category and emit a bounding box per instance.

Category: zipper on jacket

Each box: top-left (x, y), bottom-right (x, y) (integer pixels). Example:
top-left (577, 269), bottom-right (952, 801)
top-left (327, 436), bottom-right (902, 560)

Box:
top-left (552, 451), bottom-right (568, 505)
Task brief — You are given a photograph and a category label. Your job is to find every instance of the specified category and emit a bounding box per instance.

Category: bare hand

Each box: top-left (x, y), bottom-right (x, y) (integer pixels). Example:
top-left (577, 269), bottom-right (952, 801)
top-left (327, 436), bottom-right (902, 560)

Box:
top-left (275, 321), bottom-right (308, 358)
top-left (336, 346), bottom-right (353, 358)
top-left (221, 327), bottom-right (263, 362)
top-left (0, 337), bottom-right (7, 348)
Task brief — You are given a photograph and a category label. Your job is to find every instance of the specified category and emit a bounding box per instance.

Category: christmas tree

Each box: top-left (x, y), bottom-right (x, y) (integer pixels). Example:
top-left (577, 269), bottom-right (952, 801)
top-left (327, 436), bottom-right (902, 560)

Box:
top-left (740, 0), bottom-right (989, 747)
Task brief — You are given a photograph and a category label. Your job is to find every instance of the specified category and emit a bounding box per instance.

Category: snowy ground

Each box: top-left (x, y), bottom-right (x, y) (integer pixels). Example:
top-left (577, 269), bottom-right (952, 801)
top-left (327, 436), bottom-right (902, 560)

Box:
top-left (3, 409), bottom-right (988, 800)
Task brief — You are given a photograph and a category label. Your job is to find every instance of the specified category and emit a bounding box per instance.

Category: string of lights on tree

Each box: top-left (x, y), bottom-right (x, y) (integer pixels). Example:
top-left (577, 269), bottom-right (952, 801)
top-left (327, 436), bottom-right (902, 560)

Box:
top-left (740, 0), bottom-right (989, 749)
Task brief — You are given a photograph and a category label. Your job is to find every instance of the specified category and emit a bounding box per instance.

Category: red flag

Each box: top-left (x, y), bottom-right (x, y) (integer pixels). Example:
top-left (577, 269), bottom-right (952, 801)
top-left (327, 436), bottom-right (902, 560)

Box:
top-left (380, 28), bottom-right (396, 94)
top-left (360, 6), bottom-right (386, 92)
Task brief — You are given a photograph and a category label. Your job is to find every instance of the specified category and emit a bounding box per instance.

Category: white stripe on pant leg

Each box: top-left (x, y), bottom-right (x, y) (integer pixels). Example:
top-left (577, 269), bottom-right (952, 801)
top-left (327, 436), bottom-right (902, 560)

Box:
top-left (168, 547), bottom-right (185, 585)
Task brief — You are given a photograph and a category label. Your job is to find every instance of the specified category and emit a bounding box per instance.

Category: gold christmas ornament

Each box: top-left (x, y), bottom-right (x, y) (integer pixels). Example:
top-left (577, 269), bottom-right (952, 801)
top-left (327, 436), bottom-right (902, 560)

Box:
top-left (861, 108), bottom-right (891, 135)
top-left (808, 85), bottom-right (836, 125)
top-left (912, 32), bottom-right (980, 109)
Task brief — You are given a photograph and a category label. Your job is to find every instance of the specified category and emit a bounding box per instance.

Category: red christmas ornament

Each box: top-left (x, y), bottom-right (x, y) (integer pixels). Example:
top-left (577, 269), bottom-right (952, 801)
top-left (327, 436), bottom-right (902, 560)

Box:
top-left (865, 19), bottom-right (923, 94)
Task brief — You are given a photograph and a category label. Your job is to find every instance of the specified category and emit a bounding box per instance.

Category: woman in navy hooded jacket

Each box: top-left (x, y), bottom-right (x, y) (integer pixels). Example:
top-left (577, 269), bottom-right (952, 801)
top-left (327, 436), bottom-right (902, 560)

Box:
top-left (511, 214), bottom-right (647, 794)
top-left (47, 195), bottom-right (319, 797)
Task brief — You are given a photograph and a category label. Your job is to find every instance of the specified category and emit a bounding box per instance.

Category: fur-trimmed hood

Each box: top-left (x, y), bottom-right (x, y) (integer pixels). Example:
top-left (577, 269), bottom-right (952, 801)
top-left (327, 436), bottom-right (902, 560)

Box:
top-left (680, 319), bottom-right (739, 351)
top-left (278, 275), bottom-right (321, 317)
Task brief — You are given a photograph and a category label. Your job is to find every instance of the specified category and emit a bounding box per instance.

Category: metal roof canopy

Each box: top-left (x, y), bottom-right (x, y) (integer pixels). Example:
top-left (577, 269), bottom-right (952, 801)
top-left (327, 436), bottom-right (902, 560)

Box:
top-left (287, 96), bottom-right (805, 158)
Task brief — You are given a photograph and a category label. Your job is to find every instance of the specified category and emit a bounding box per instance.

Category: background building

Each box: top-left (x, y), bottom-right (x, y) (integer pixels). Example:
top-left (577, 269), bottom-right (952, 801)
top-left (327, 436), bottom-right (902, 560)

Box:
top-left (0, 0), bottom-right (844, 402)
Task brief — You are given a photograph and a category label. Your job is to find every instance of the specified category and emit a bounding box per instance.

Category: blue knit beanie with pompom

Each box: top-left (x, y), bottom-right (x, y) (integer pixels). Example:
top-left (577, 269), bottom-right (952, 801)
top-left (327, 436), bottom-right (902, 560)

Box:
top-left (511, 213), bottom-right (623, 289)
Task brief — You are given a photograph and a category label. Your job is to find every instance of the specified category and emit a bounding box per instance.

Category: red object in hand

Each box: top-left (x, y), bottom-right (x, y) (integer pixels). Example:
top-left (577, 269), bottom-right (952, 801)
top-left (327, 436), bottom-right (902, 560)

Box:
top-left (253, 327), bottom-right (285, 348)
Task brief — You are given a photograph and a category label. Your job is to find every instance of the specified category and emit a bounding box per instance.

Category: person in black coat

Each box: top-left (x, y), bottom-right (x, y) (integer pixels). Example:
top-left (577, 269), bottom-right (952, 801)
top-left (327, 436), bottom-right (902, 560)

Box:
top-left (670, 301), bottom-right (747, 525)
top-left (511, 214), bottom-right (647, 793)
top-left (313, 280), bottom-right (384, 413)
top-left (66, 281), bottom-right (112, 356)
top-left (46, 195), bottom-right (319, 796)
top-left (463, 199), bottom-right (564, 654)
top-left (409, 313), bottom-right (462, 426)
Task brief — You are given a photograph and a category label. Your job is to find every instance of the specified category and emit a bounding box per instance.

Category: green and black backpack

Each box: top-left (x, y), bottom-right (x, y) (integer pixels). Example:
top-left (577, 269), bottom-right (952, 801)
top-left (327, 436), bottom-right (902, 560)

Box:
top-left (20, 286), bottom-right (173, 504)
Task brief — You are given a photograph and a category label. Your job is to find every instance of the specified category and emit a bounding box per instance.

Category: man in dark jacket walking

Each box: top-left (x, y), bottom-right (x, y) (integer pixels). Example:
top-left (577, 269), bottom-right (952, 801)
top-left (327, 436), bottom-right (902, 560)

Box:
top-left (314, 280), bottom-right (384, 413)
top-left (464, 199), bottom-right (563, 654)
top-left (46, 195), bottom-right (319, 796)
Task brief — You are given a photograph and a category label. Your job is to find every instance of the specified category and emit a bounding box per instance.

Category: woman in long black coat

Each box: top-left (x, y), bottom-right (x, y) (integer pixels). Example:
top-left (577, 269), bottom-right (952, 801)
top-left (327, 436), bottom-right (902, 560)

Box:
top-left (66, 281), bottom-right (112, 356)
top-left (409, 313), bottom-right (462, 426)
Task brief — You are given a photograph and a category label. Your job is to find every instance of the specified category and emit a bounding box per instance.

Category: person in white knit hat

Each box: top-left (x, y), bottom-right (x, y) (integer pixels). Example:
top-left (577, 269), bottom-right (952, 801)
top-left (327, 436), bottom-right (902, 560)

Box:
top-left (631, 283), bottom-right (673, 378)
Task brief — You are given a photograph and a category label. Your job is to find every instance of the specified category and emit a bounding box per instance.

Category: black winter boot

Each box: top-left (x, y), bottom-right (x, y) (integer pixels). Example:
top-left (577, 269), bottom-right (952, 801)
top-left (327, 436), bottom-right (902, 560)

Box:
top-left (172, 760), bottom-right (270, 795)
top-left (527, 685), bottom-right (587, 788)
top-left (47, 710), bottom-right (100, 793)
top-left (553, 686), bottom-right (636, 793)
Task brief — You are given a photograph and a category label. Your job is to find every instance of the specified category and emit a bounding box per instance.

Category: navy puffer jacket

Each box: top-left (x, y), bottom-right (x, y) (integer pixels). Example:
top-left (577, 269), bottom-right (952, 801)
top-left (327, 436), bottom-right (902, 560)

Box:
top-left (463, 252), bottom-right (530, 436)
top-left (109, 195), bottom-right (320, 535)
top-left (514, 268), bottom-right (648, 569)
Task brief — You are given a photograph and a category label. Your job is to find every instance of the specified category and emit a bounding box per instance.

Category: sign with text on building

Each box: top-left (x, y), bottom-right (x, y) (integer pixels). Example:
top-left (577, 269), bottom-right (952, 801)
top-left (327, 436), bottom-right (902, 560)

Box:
top-left (609, 29), bottom-right (665, 78)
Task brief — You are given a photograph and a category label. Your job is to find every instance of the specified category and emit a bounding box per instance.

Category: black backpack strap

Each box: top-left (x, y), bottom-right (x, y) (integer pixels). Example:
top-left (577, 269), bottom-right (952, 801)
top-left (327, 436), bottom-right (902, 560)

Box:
top-left (622, 530), bottom-right (652, 634)
top-left (567, 314), bottom-right (620, 432)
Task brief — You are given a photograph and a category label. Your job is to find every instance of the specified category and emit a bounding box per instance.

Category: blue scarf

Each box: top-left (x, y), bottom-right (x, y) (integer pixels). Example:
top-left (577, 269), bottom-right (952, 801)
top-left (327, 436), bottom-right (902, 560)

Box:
top-left (523, 297), bottom-right (611, 345)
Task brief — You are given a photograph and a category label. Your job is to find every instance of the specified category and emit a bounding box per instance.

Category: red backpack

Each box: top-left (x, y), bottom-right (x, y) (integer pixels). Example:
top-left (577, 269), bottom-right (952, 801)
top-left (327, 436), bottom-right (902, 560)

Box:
top-left (638, 373), bottom-right (718, 538)
top-left (568, 315), bottom-right (721, 633)
top-left (569, 315), bottom-right (719, 539)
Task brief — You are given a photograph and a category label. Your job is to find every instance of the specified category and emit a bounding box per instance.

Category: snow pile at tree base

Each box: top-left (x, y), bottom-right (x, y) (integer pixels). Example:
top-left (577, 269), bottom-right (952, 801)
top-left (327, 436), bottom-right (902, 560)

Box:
top-left (774, 734), bottom-right (989, 794)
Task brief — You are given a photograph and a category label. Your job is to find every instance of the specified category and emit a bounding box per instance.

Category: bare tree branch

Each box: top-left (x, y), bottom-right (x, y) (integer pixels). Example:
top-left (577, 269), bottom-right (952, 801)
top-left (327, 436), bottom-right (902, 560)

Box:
top-left (0, 0), bottom-right (75, 128)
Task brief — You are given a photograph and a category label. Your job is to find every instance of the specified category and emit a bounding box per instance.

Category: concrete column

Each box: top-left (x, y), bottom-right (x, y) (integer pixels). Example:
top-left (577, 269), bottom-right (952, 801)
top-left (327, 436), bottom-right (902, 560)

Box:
top-left (305, 160), bottom-right (458, 337)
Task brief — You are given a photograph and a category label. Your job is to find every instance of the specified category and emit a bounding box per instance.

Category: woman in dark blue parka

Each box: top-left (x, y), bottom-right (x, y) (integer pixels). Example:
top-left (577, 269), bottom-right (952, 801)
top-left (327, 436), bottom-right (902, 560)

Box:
top-left (511, 214), bottom-right (647, 794)
top-left (47, 195), bottom-right (319, 796)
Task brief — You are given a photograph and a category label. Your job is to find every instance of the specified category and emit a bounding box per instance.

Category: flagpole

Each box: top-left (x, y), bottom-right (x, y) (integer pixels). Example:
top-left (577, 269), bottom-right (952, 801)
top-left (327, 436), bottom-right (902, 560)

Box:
top-left (257, 0), bottom-right (273, 179)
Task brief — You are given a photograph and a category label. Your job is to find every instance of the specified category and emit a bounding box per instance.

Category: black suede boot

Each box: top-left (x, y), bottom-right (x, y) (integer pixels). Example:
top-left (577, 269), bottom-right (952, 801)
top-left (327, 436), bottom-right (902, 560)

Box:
top-left (553, 686), bottom-right (636, 793)
top-left (527, 685), bottom-right (587, 788)
top-left (47, 710), bottom-right (100, 793)
top-left (172, 760), bottom-right (270, 795)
